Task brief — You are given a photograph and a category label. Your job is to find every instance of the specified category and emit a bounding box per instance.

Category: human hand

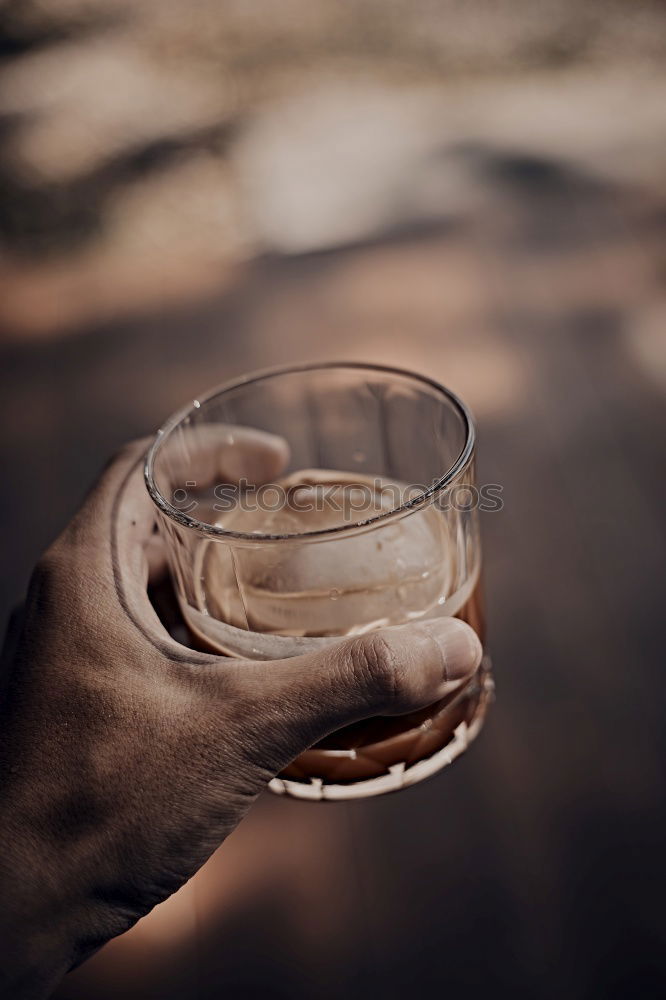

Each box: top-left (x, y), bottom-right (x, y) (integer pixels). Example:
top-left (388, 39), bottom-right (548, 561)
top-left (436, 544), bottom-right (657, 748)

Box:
top-left (0, 437), bottom-right (482, 1000)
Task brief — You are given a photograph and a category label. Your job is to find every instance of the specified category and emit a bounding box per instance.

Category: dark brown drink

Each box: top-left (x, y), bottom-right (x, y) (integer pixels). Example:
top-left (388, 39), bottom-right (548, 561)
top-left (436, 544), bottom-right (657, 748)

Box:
top-left (272, 576), bottom-right (492, 799)
top-left (177, 469), bottom-right (492, 800)
top-left (146, 363), bottom-right (490, 800)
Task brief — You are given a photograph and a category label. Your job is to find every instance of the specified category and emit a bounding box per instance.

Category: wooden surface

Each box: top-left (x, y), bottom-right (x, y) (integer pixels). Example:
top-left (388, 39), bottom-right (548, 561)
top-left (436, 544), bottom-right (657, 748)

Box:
top-left (2, 144), bottom-right (665, 999)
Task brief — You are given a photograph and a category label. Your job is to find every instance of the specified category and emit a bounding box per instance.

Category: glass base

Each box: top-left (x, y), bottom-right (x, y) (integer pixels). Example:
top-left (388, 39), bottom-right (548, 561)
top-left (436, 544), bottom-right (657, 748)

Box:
top-left (269, 664), bottom-right (494, 801)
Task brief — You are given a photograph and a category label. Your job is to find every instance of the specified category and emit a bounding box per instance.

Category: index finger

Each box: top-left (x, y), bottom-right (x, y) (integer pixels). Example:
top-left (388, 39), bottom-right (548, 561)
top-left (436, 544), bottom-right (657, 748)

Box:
top-left (57, 428), bottom-right (289, 653)
top-left (70, 426), bottom-right (290, 552)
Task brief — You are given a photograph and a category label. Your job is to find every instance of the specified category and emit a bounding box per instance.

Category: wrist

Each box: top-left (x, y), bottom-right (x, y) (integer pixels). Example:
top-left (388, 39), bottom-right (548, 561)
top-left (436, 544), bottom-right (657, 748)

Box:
top-left (0, 812), bottom-right (83, 999)
top-left (0, 924), bottom-right (71, 1000)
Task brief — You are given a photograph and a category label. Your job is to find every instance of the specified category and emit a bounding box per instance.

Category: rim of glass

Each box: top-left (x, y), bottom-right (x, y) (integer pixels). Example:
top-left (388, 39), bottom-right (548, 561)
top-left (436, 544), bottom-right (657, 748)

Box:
top-left (144, 361), bottom-right (476, 543)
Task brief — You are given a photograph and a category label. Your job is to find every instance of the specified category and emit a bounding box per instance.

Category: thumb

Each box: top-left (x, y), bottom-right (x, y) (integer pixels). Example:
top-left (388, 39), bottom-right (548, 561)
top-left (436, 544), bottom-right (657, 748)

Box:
top-left (240, 617), bottom-right (483, 769)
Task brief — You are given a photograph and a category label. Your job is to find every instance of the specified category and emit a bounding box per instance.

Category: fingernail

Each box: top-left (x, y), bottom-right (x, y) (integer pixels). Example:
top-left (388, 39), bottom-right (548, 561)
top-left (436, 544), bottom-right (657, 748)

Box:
top-left (419, 618), bottom-right (482, 681)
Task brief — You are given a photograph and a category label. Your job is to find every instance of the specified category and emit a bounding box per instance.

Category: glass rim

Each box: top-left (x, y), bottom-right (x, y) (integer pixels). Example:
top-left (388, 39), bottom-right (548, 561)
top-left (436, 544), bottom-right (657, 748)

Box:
top-left (144, 361), bottom-right (476, 544)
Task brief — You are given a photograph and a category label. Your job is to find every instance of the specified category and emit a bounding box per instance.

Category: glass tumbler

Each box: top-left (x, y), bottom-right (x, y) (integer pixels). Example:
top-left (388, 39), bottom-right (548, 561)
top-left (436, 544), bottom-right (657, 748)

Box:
top-left (145, 362), bottom-right (493, 800)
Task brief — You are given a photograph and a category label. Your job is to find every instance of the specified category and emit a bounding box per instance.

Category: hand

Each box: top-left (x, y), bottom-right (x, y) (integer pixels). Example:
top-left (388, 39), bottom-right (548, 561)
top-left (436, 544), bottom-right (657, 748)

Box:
top-left (0, 438), bottom-right (482, 1000)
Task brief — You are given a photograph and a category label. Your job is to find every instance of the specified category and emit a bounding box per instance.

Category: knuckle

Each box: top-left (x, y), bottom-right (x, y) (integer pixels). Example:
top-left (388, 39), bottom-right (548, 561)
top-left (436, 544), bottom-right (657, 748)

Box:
top-left (347, 632), bottom-right (406, 706)
top-left (106, 437), bottom-right (152, 471)
top-left (26, 546), bottom-right (71, 619)
top-left (30, 546), bottom-right (66, 591)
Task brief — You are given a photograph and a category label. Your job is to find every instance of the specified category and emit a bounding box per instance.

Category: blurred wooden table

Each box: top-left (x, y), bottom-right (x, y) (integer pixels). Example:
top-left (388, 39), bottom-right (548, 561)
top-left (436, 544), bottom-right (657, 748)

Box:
top-left (2, 147), bottom-right (665, 1000)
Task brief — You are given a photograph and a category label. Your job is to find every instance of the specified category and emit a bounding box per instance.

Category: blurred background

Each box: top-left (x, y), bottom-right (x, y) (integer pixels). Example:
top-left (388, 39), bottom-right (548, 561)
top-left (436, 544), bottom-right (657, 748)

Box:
top-left (1, 1), bottom-right (665, 997)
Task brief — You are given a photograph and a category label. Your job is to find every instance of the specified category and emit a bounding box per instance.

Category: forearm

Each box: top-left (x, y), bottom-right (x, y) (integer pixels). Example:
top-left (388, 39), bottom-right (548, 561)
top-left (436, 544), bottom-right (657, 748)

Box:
top-left (0, 766), bottom-right (155, 999)
top-left (0, 920), bottom-right (71, 1000)
top-left (0, 752), bottom-right (109, 1000)
top-left (0, 658), bottom-right (121, 996)
top-left (0, 832), bottom-right (76, 1000)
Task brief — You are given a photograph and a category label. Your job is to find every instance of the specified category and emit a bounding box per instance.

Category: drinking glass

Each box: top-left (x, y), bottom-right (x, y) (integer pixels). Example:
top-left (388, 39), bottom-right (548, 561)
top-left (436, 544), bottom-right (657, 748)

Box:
top-left (145, 362), bottom-right (493, 800)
